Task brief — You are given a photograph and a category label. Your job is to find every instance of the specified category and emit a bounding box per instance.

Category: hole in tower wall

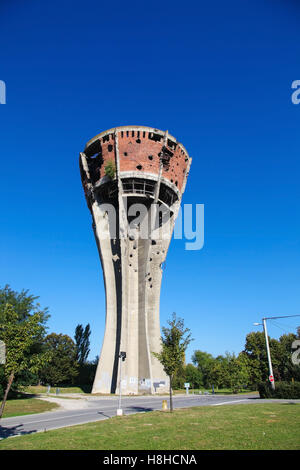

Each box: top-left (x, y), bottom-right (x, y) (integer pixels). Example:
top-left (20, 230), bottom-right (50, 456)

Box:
top-left (85, 139), bottom-right (101, 158)
top-left (136, 139), bottom-right (141, 143)
top-left (136, 165), bottom-right (143, 170)
top-left (148, 133), bottom-right (162, 142)
top-left (108, 144), bottom-right (113, 152)
top-left (148, 155), bottom-right (153, 160)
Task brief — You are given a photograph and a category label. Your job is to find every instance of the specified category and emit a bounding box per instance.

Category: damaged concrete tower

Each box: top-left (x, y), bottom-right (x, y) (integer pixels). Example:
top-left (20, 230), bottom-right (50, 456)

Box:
top-left (80, 126), bottom-right (191, 394)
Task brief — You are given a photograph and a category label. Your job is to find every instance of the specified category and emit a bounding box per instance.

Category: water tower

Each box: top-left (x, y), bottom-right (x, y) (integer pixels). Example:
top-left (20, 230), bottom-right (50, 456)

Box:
top-left (80, 126), bottom-right (191, 394)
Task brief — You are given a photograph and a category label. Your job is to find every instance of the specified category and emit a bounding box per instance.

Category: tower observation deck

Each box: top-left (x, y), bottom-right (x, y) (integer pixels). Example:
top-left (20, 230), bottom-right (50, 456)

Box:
top-left (80, 126), bottom-right (191, 394)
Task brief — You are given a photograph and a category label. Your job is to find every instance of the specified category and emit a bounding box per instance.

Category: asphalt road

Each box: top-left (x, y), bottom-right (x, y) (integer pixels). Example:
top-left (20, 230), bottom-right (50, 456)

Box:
top-left (0, 392), bottom-right (285, 439)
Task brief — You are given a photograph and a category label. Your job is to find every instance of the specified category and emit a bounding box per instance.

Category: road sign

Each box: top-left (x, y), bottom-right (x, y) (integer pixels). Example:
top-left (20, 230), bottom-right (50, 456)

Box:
top-left (184, 383), bottom-right (190, 388)
top-left (269, 375), bottom-right (274, 382)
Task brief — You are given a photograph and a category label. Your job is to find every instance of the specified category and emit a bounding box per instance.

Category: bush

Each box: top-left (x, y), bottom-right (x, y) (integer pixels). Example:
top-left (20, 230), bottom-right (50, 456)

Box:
top-left (104, 160), bottom-right (116, 179)
top-left (258, 381), bottom-right (300, 399)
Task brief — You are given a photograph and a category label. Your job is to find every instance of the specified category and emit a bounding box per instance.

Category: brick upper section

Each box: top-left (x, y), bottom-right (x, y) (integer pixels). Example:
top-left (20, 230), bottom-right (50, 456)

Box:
top-left (81, 126), bottom-right (190, 194)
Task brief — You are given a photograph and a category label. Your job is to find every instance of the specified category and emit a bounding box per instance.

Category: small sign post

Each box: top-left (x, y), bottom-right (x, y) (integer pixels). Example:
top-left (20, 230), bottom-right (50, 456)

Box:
top-left (0, 341), bottom-right (5, 365)
top-left (184, 383), bottom-right (190, 395)
top-left (117, 351), bottom-right (126, 416)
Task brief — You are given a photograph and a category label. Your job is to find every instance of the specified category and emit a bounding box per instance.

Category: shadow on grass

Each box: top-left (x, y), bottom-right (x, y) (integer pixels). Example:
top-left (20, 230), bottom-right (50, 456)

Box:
top-left (0, 424), bottom-right (37, 439)
top-left (125, 406), bottom-right (154, 413)
top-left (7, 391), bottom-right (37, 400)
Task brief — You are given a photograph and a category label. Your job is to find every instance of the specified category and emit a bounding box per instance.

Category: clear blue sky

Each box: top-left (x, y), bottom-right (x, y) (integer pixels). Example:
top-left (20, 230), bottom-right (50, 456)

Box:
top-left (1, 0), bottom-right (300, 363)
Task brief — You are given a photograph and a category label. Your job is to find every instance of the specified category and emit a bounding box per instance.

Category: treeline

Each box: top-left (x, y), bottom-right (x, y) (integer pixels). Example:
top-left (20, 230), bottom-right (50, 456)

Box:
top-left (173, 329), bottom-right (300, 392)
top-left (0, 285), bottom-right (97, 405)
top-left (1, 285), bottom-right (299, 401)
top-left (38, 328), bottom-right (98, 388)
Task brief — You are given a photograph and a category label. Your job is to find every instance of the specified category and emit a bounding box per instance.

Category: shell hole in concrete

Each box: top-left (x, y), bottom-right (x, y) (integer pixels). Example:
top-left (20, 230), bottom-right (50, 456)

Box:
top-left (151, 240), bottom-right (156, 245)
top-left (108, 144), bottom-right (113, 152)
top-left (148, 155), bottom-right (153, 160)
top-left (136, 139), bottom-right (141, 144)
top-left (124, 152), bottom-right (128, 156)
top-left (136, 165), bottom-right (143, 170)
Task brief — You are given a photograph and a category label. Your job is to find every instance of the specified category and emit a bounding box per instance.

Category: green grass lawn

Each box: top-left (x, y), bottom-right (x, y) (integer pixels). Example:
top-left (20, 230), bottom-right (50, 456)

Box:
top-left (173, 388), bottom-right (255, 395)
top-left (24, 385), bottom-right (255, 397)
top-left (23, 385), bottom-right (90, 395)
top-left (0, 403), bottom-right (299, 450)
top-left (1, 397), bottom-right (59, 418)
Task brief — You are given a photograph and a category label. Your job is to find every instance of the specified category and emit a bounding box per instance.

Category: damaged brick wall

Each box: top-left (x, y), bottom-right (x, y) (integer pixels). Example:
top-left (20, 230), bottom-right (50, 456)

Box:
top-left (81, 126), bottom-right (190, 196)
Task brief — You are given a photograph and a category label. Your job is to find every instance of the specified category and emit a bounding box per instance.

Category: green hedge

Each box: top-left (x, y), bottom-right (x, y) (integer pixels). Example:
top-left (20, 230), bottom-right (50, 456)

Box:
top-left (258, 381), bottom-right (300, 399)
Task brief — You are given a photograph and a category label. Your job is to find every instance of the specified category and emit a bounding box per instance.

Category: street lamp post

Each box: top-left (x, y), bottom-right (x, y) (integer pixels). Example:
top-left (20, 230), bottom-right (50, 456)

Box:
top-left (262, 318), bottom-right (275, 390)
top-left (254, 314), bottom-right (300, 391)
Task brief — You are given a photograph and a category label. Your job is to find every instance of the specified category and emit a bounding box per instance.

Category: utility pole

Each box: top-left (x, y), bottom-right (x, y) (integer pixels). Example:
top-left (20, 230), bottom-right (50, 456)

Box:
top-left (262, 318), bottom-right (275, 390)
top-left (254, 314), bottom-right (300, 391)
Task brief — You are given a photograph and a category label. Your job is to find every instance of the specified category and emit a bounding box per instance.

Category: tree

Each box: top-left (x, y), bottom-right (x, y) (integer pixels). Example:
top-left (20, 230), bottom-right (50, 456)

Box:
top-left (0, 284), bottom-right (49, 325)
top-left (226, 352), bottom-right (249, 393)
top-left (152, 313), bottom-right (192, 412)
top-left (243, 331), bottom-right (269, 388)
top-left (278, 333), bottom-right (300, 382)
top-left (0, 304), bottom-right (51, 418)
top-left (191, 350), bottom-right (215, 388)
top-left (207, 357), bottom-right (230, 389)
top-left (185, 363), bottom-right (202, 389)
top-left (75, 324), bottom-right (91, 365)
top-left (40, 333), bottom-right (79, 386)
